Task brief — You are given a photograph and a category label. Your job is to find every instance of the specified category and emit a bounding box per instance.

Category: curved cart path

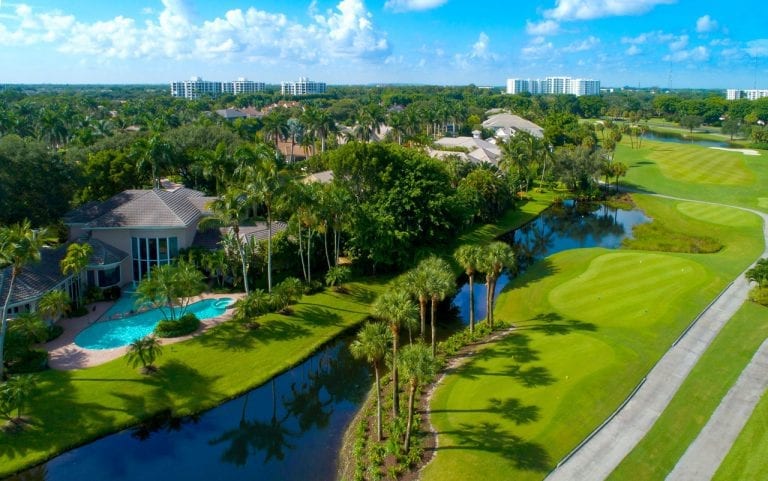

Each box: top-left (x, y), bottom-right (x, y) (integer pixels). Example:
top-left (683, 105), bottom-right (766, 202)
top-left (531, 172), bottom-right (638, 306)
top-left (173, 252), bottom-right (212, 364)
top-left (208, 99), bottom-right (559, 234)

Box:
top-left (546, 197), bottom-right (768, 481)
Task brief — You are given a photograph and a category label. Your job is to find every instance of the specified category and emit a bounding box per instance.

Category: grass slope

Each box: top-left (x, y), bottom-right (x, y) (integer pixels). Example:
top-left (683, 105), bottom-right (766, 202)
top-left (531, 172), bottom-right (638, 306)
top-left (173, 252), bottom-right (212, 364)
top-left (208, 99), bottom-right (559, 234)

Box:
top-left (618, 139), bottom-right (768, 213)
top-left (607, 301), bottom-right (768, 480)
top-left (421, 196), bottom-right (764, 481)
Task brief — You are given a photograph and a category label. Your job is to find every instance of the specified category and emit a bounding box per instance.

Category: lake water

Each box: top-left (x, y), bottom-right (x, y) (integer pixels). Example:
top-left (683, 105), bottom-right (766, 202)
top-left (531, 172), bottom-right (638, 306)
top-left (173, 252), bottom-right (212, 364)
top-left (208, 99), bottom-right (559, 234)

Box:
top-left (641, 131), bottom-right (729, 148)
top-left (9, 202), bottom-right (649, 481)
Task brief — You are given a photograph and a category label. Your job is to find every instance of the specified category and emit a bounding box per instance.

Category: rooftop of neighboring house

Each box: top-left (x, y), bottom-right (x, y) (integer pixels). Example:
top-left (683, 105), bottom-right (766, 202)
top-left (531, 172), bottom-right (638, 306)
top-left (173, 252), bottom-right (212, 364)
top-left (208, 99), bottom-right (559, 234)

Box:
top-left (302, 170), bottom-right (335, 185)
top-left (431, 136), bottom-right (501, 166)
top-left (0, 246), bottom-right (68, 307)
top-left (482, 112), bottom-right (544, 139)
top-left (192, 222), bottom-right (289, 250)
top-left (64, 187), bottom-right (215, 229)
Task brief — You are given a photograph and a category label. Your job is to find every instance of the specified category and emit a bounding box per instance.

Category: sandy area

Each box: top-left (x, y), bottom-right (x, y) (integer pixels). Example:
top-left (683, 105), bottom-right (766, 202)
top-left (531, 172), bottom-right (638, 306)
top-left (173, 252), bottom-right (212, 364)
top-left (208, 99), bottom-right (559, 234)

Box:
top-left (44, 292), bottom-right (244, 370)
top-left (709, 147), bottom-right (761, 156)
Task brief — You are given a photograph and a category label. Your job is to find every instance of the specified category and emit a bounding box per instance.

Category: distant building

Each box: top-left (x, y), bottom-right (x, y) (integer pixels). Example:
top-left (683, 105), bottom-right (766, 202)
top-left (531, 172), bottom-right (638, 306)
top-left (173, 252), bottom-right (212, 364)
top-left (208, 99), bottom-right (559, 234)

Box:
top-left (506, 76), bottom-right (600, 96)
top-left (281, 77), bottom-right (327, 96)
top-left (727, 89), bottom-right (768, 100)
top-left (171, 76), bottom-right (265, 99)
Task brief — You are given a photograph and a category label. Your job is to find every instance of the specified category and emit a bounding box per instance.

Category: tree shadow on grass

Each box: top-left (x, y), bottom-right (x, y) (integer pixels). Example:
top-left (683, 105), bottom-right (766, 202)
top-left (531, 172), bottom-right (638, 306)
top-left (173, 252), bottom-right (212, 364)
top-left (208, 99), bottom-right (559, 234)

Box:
top-left (432, 397), bottom-right (540, 426)
top-left (255, 319), bottom-right (311, 343)
top-left (344, 284), bottom-right (377, 305)
top-left (502, 258), bottom-right (559, 291)
top-left (515, 312), bottom-right (597, 336)
top-left (456, 361), bottom-right (555, 388)
top-left (293, 305), bottom-right (344, 327)
top-left (440, 422), bottom-right (551, 472)
top-left (197, 321), bottom-right (257, 352)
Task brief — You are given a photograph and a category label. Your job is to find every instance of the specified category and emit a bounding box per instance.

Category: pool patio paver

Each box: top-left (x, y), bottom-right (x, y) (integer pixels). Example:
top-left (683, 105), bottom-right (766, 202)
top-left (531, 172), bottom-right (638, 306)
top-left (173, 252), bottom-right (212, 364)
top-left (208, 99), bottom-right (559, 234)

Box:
top-left (44, 292), bottom-right (243, 370)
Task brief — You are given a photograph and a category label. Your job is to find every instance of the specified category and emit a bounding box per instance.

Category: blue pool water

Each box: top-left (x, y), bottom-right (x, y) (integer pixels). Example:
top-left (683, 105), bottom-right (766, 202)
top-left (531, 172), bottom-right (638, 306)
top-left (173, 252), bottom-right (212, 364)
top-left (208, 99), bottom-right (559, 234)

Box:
top-left (75, 297), bottom-right (234, 350)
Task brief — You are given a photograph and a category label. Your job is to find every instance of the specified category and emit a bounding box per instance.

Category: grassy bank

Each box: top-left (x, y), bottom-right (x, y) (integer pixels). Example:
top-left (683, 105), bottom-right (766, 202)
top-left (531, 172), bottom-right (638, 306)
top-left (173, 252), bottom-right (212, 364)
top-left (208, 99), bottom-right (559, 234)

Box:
top-left (607, 301), bottom-right (768, 480)
top-left (421, 194), bottom-right (764, 481)
top-left (714, 386), bottom-right (768, 480)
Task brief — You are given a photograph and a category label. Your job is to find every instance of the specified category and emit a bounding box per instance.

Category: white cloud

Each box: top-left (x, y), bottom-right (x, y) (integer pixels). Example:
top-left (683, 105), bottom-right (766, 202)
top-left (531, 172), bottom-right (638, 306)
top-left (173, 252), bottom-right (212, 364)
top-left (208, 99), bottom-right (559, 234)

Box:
top-left (384, 0), bottom-right (447, 12)
top-left (562, 35), bottom-right (599, 52)
top-left (669, 34), bottom-right (688, 51)
top-left (745, 39), bottom-right (768, 58)
top-left (525, 19), bottom-right (560, 36)
top-left (521, 36), bottom-right (554, 58)
top-left (696, 15), bottom-right (717, 33)
top-left (544, 0), bottom-right (676, 21)
top-left (626, 44), bottom-right (641, 56)
top-left (663, 46), bottom-right (708, 62)
top-left (453, 32), bottom-right (499, 69)
top-left (0, 0), bottom-right (390, 63)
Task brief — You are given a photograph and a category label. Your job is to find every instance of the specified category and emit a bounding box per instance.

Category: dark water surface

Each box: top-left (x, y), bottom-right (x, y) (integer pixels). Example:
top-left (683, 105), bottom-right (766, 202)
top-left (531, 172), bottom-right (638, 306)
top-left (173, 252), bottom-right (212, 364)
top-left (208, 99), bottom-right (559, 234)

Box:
top-left (641, 131), bottom-right (730, 148)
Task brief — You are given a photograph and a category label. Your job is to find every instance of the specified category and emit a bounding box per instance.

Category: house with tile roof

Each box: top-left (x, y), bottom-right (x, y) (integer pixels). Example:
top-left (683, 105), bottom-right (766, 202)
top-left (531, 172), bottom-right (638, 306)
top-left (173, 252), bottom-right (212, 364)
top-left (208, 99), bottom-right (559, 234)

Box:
top-left (64, 186), bottom-right (217, 286)
top-left (482, 112), bottom-right (544, 140)
top-left (429, 135), bottom-right (502, 166)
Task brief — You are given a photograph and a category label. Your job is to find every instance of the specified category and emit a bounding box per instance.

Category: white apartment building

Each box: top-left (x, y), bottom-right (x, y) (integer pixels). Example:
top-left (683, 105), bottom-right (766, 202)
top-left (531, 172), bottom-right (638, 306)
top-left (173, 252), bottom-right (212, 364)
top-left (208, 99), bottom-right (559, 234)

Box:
top-left (727, 89), bottom-right (768, 100)
top-left (506, 76), bottom-right (600, 96)
top-left (170, 77), bottom-right (266, 99)
top-left (281, 77), bottom-right (327, 96)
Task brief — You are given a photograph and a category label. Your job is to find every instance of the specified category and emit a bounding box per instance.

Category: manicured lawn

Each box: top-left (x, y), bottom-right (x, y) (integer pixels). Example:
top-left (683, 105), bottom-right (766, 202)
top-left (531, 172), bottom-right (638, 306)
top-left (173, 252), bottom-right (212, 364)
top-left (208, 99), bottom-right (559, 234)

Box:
top-left (607, 301), bottom-right (768, 480)
top-left (618, 139), bottom-right (768, 213)
top-left (0, 281), bottom-right (387, 477)
top-left (421, 196), bottom-right (764, 481)
top-left (714, 387), bottom-right (768, 480)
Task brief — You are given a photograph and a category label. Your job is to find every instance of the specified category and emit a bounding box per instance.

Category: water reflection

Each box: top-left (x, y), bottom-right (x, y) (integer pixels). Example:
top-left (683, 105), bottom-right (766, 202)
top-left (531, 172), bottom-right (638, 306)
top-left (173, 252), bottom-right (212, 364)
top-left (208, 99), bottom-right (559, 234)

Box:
top-left (9, 340), bottom-right (369, 481)
top-left (453, 201), bottom-right (649, 323)
top-left (641, 131), bottom-right (729, 148)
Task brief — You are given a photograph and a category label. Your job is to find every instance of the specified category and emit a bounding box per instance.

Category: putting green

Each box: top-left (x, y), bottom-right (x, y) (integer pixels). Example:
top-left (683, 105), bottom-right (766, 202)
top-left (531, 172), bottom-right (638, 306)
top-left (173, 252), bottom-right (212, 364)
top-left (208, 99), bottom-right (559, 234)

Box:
top-left (549, 253), bottom-right (706, 328)
top-left (647, 144), bottom-right (754, 186)
top-left (676, 202), bottom-right (756, 228)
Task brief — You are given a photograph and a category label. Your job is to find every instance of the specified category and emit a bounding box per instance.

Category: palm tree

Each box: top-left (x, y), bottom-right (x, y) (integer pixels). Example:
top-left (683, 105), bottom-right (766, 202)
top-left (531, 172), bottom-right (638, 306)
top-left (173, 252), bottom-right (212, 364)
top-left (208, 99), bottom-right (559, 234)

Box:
top-left (398, 343), bottom-right (439, 452)
top-left (0, 221), bottom-right (56, 380)
top-left (60, 242), bottom-right (93, 310)
top-left (125, 336), bottom-right (163, 374)
top-left (454, 245), bottom-right (483, 333)
top-left (132, 133), bottom-right (173, 189)
top-left (325, 265), bottom-right (351, 292)
top-left (422, 256), bottom-right (456, 356)
top-left (404, 267), bottom-right (430, 340)
top-left (372, 289), bottom-right (418, 418)
top-left (37, 289), bottom-right (70, 325)
top-left (200, 188), bottom-right (250, 294)
top-left (478, 242), bottom-right (516, 329)
top-left (349, 321), bottom-right (391, 441)
top-left (202, 250), bottom-right (228, 287)
top-left (0, 374), bottom-right (39, 423)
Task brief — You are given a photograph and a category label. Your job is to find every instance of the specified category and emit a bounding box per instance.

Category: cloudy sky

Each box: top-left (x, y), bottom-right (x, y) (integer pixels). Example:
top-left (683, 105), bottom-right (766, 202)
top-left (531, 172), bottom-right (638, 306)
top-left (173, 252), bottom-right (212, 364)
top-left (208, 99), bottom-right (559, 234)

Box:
top-left (0, 0), bottom-right (765, 88)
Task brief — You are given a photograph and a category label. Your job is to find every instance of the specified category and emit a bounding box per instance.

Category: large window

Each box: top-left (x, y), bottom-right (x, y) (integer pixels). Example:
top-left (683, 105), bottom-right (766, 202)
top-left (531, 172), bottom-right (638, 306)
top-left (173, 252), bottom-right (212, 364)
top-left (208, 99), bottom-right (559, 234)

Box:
top-left (97, 266), bottom-right (121, 287)
top-left (132, 236), bottom-right (179, 281)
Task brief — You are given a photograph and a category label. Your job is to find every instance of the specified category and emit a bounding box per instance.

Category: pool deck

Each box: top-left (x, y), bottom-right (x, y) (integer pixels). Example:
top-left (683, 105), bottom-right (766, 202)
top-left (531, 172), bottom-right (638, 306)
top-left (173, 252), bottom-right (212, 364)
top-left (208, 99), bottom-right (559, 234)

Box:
top-left (44, 293), bottom-right (244, 370)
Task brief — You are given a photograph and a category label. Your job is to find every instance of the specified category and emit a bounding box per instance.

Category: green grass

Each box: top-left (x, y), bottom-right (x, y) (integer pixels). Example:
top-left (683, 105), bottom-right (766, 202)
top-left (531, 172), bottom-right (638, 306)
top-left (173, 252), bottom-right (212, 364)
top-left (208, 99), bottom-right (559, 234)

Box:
top-left (421, 196), bottom-right (764, 481)
top-left (618, 139), bottom-right (768, 212)
top-left (607, 301), bottom-right (768, 480)
top-left (714, 387), bottom-right (768, 480)
top-left (0, 281), bottom-right (387, 477)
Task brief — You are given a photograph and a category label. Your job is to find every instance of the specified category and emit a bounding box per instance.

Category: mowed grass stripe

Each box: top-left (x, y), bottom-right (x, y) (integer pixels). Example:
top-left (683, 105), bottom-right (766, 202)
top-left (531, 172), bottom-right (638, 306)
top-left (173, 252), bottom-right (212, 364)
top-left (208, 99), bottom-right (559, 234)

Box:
top-left (677, 202), bottom-right (757, 228)
top-left (714, 388), bottom-right (768, 480)
top-left (608, 302), bottom-right (768, 481)
top-left (648, 144), bottom-right (754, 186)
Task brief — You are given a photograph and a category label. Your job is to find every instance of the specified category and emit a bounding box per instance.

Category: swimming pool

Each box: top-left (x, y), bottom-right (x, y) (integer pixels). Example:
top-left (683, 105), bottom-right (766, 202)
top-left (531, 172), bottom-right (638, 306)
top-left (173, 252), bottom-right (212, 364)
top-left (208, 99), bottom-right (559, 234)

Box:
top-left (75, 298), bottom-right (234, 350)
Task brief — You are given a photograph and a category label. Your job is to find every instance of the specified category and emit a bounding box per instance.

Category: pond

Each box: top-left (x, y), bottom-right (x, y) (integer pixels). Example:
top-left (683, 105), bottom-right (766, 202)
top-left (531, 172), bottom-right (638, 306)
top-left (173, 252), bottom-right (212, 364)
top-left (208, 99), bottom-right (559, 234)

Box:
top-left (641, 131), bottom-right (730, 148)
top-left (7, 339), bottom-right (369, 481)
top-left (453, 201), bottom-right (649, 323)
top-left (9, 201), bottom-right (649, 481)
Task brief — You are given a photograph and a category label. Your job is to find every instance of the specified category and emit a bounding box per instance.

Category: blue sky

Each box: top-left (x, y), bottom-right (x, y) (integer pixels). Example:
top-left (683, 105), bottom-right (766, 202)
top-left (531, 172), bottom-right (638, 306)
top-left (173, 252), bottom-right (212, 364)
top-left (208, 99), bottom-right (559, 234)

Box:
top-left (0, 0), bottom-right (765, 88)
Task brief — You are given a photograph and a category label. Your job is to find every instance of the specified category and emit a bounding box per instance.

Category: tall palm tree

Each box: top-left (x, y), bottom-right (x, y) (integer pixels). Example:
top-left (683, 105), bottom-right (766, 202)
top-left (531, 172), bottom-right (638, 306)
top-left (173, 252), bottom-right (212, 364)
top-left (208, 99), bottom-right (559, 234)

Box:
top-left (454, 244), bottom-right (483, 333)
top-left (0, 374), bottom-right (39, 422)
top-left (398, 343), bottom-right (439, 452)
top-left (372, 289), bottom-right (418, 418)
top-left (200, 188), bottom-right (250, 294)
top-left (132, 133), bottom-right (173, 189)
top-left (60, 242), bottom-right (93, 310)
top-left (349, 321), bottom-right (391, 441)
top-left (422, 256), bottom-right (456, 356)
top-left (0, 221), bottom-right (56, 380)
top-left (478, 242), bottom-right (516, 329)
top-left (404, 267), bottom-right (430, 340)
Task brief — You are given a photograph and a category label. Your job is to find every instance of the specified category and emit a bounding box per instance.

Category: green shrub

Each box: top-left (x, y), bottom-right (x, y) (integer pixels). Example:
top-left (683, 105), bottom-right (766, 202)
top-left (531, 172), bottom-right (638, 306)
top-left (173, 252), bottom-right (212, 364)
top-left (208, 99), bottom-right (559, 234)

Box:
top-left (749, 287), bottom-right (768, 307)
top-left (45, 324), bottom-right (64, 342)
top-left (7, 349), bottom-right (49, 374)
top-left (154, 313), bottom-right (200, 338)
